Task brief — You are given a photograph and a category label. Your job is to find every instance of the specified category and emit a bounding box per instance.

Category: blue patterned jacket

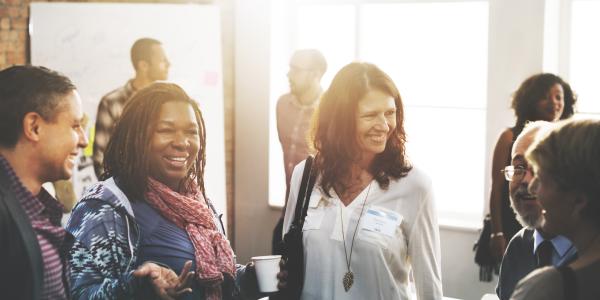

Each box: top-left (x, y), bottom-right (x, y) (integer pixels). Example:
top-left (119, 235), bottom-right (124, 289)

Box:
top-left (66, 178), bottom-right (259, 300)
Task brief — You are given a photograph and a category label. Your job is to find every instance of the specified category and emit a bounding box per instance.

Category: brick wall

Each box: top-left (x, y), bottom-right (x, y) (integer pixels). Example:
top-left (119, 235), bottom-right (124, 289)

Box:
top-left (0, 0), bottom-right (237, 243)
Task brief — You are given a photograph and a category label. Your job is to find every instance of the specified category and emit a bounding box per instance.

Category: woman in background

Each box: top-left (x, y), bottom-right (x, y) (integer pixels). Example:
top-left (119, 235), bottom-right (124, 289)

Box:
top-left (283, 62), bottom-right (442, 299)
top-left (511, 119), bottom-right (600, 299)
top-left (67, 83), bottom-right (259, 299)
top-left (489, 73), bottom-right (576, 260)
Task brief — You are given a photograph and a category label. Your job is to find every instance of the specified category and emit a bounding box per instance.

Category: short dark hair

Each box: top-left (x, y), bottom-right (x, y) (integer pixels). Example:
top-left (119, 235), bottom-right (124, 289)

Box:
top-left (312, 62), bottom-right (412, 196)
top-left (102, 82), bottom-right (207, 200)
top-left (130, 38), bottom-right (162, 71)
top-left (512, 73), bottom-right (577, 132)
top-left (0, 65), bottom-right (76, 148)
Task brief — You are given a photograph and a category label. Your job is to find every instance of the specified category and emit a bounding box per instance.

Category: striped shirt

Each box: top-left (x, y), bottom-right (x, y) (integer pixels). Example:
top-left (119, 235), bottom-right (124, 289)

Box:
top-left (0, 155), bottom-right (69, 300)
top-left (92, 79), bottom-right (137, 178)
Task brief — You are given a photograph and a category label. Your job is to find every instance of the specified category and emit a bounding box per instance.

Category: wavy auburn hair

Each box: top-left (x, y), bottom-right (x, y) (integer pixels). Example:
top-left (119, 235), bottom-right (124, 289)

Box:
top-left (102, 82), bottom-right (207, 200)
top-left (311, 62), bottom-right (411, 196)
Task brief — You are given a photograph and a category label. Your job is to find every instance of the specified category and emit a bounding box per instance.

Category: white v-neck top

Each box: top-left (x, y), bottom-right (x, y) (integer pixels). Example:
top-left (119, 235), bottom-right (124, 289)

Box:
top-left (283, 160), bottom-right (443, 300)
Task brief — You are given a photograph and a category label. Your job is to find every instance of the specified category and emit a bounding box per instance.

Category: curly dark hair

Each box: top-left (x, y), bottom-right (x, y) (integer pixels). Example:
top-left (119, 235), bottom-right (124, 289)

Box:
top-left (102, 82), bottom-right (207, 200)
top-left (512, 73), bottom-right (577, 133)
top-left (311, 62), bottom-right (412, 196)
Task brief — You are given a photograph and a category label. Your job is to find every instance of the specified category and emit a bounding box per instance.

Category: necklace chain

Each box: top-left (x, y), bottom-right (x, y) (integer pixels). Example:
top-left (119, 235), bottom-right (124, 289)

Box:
top-left (340, 182), bottom-right (372, 290)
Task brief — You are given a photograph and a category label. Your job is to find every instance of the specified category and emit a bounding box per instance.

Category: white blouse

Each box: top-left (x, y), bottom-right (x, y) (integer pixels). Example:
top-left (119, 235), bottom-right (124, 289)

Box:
top-left (283, 160), bottom-right (443, 300)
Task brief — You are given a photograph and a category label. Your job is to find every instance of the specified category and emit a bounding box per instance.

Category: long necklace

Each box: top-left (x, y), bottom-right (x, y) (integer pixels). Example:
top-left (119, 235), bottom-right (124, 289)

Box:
top-left (340, 182), bottom-right (372, 292)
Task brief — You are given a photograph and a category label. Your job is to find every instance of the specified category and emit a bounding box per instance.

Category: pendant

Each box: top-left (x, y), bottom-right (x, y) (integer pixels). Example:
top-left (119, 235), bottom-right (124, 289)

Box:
top-left (343, 271), bottom-right (354, 292)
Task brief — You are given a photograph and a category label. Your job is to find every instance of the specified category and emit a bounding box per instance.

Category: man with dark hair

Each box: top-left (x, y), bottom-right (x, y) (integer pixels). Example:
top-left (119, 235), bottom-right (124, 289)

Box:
top-left (0, 65), bottom-right (88, 299)
top-left (93, 37), bottom-right (170, 177)
top-left (496, 121), bottom-right (578, 300)
top-left (272, 49), bottom-right (327, 253)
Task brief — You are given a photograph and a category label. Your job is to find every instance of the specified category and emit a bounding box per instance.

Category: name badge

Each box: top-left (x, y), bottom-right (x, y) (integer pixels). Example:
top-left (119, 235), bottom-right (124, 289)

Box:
top-left (361, 207), bottom-right (402, 237)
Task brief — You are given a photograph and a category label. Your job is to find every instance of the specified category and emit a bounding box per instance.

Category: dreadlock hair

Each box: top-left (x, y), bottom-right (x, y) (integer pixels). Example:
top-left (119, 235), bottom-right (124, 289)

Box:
top-left (311, 62), bottom-right (412, 197)
top-left (102, 82), bottom-right (207, 200)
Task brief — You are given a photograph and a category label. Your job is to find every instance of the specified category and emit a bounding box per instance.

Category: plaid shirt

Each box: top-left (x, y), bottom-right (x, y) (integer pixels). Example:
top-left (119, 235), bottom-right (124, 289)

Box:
top-left (0, 155), bottom-right (69, 300)
top-left (276, 93), bottom-right (319, 197)
top-left (92, 80), bottom-right (136, 178)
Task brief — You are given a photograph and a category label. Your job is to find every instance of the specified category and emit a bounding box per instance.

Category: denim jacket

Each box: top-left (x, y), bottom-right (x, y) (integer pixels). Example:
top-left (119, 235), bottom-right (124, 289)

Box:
top-left (67, 178), bottom-right (259, 300)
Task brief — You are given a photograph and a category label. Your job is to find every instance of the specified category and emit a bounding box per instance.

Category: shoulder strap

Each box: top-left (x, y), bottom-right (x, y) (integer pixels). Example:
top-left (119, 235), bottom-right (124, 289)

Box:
top-left (291, 156), bottom-right (315, 228)
top-left (557, 265), bottom-right (578, 300)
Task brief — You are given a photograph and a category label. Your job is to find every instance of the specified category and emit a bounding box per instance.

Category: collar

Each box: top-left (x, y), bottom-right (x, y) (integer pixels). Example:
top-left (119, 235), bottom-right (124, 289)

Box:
top-left (0, 154), bottom-right (65, 224)
top-left (533, 229), bottom-right (574, 258)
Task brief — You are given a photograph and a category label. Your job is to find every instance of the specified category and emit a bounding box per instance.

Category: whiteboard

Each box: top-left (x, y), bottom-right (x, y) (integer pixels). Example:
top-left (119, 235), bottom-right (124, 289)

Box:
top-left (30, 3), bottom-right (227, 229)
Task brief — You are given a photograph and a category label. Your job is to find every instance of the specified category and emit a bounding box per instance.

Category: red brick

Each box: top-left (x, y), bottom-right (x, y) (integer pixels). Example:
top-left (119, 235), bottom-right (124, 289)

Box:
top-left (0, 30), bottom-right (9, 41)
top-left (7, 7), bottom-right (20, 17)
top-left (12, 17), bottom-right (26, 30)
top-left (8, 30), bottom-right (18, 41)
top-left (0, 18), bottom-right (9, 30)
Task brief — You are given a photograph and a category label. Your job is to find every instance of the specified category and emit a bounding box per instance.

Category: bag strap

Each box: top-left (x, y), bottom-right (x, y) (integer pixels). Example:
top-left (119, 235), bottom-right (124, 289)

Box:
top-left (291, 155), bottom-right (316, 229)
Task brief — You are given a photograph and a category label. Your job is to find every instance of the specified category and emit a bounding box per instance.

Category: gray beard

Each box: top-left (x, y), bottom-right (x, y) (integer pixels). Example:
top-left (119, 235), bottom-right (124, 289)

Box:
top-left (515, 210), bottom-right (543, 229)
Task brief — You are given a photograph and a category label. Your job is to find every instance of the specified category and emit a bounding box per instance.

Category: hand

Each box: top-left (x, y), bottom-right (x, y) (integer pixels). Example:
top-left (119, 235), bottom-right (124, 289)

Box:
top-left (276, 258), bottom-right (288, 290)
top-left (133, 260), bottom-right (195, 300)
top-left (489, 235), bottom-right (507, 261)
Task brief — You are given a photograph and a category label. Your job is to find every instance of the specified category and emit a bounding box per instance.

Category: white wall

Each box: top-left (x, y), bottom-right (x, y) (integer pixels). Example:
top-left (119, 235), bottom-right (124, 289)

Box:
top-left (233, 0), bottom-right (281, 262)
top-left (234, 0), bottom-right (551, 299)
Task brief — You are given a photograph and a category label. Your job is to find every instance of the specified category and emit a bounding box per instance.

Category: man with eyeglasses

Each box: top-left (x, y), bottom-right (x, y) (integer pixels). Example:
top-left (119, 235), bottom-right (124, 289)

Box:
top-left (496, 121), bottom-right (578, 300)
top-left (272, 49), bottom-right (327, 254)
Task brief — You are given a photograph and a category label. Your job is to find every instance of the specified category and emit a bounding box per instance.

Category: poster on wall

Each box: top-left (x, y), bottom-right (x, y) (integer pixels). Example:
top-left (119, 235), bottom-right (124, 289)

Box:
top-left (29, 3), bottom-right (227, 228)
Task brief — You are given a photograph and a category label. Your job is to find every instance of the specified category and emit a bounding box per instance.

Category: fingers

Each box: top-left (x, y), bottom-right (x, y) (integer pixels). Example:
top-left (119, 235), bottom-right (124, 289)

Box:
top-left (152, 277), bottom-right (175, 300)
top-left (277, 270), bottom-right (288, 289)
top-left (133, 262), bottom-right (158, 278)
top-left (178, 261), bottom-right (193, 282)
top-left (277, 270), bottom-right (288, 280)
top-left (172, 287), bottom-right (193, 296)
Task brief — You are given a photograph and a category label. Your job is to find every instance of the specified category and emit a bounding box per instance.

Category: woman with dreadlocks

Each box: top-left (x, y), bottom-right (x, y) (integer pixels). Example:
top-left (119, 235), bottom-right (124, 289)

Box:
top-left (67, 83), bottom-right (260, 300)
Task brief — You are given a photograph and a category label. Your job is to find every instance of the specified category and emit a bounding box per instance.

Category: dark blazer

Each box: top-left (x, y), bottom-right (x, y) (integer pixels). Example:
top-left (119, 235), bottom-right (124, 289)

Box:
top-left (496, 227), bottom-right (578, 300)
top-left (0, 169), bottom-right (43, 300)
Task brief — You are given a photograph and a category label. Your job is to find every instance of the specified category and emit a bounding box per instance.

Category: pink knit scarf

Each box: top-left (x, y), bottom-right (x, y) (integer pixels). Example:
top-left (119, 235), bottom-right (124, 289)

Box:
top-left (145, 178), bottom-right (235, 300)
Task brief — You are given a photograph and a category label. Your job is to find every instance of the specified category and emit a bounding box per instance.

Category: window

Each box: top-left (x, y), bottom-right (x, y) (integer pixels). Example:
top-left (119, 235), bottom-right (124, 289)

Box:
top-left (570, 0), bottom-right (600, 118)
top-left (269, 1), bottom-right (489, 228)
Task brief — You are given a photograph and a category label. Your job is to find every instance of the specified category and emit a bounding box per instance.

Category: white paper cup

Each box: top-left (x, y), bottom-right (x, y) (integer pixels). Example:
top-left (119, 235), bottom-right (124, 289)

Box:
top-left (251, 255), bottom-right (282, 293)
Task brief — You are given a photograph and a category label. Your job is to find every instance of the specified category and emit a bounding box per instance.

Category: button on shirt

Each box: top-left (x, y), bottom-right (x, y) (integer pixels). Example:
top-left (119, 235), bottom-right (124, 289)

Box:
top-left (0, 155), bottom-right (69, 300)
top-left (533, 230), bottom-right (576, 266)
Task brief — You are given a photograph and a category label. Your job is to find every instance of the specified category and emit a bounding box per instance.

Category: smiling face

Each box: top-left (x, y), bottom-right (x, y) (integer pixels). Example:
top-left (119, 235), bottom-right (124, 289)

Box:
top-left (38, 90), bottom-right (88, 182)
top-left (147, 101), bottom-right (200, 191)
top-left (529, 170), bottom-right (575, 236)
top-left (509, 128), bottom-right (544, 228)
top-left (535, 83), bottom-right (564, 122)
top-left (355, 89), bottom-right (397, 164)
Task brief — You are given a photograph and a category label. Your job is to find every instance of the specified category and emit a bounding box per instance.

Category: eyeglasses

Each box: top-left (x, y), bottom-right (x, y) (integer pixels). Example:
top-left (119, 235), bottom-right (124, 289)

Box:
top-left (502, 165), bottom-right (534, 182)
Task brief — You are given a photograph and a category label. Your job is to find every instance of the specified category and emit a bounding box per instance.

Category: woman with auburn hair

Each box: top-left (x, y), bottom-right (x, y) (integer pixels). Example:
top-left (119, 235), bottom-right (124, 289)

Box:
top-left (67, 83), bottom-right (261, 300)
top-left (511, 119), bottom-right (600, 299)
top-left (488, 73), bottom-right (577, 261)
top-left (282, 62), bottom-right (442, 299)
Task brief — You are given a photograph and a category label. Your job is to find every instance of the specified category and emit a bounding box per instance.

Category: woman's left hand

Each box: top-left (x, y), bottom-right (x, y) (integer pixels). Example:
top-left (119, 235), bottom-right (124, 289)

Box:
top-left (134, 260), bottom-right (195, 300)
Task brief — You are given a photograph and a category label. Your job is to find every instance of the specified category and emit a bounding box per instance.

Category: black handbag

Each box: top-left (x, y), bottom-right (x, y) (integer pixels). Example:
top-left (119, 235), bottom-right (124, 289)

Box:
top-left (473, 214), bottom-right (500, 281)
top-left (275, 155), bottom-right (317, 300)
